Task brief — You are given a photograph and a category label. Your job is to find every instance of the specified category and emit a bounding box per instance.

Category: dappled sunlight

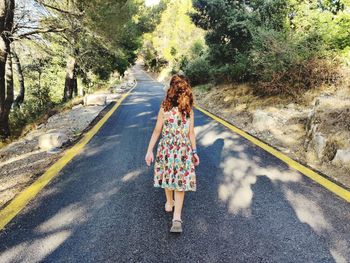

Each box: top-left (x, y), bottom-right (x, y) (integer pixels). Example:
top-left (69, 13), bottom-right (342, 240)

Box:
top-left (0, 149), bottom-right (45, 169)
top-left (284, 188), bottom-right (350, 262)
top-left (125, 124), bottom-right (141, 128)
top-left (89, 186), bottom-right (120, 211)
top-left (136, 111), bottom-right (153, 117)
top-left (330, 239), bottom-right (349, 263)
top-left (121, 169), bottom-right (143, 182)
top-left (195, 117), bottom-right (350, 261)
top-left (0, 181), bottom-right (121, 262)
top-left (284, 189), bottom-right (331, 233)
top-left (0, 230), bottom-right (71, 263)
top-left (35, 203), bottom-right (87, 234)
top-left (81, 147), bottom-right (102, 157)
top-left (123, 97), bottom-right (148, 105)
top-left (195, 123), bottom-right (240, 147)
top-left (218, 153), bottom-right (302, 215)
top-left (10, 158), bottom-right (47, 174)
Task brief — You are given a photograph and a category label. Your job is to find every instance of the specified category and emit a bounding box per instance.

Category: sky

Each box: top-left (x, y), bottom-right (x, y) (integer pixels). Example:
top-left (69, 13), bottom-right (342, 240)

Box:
top-left (145, 0), bottom-right (160, 6)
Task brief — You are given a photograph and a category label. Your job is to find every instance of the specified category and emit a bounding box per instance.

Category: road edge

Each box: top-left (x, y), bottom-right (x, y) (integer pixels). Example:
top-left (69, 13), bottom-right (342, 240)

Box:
top-left (194, 105), bottom-right (350, 203)
top-left (142, 67), bottom-right (350, 203)
top-left (0, 75), bottom-right (138, 231)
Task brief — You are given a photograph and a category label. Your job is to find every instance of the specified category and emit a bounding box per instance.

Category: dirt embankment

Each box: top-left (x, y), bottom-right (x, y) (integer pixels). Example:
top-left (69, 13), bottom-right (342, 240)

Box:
top-left (146, 68), bottom-right (350, 188)
top-left (193, 84), bottom-right (350, 188)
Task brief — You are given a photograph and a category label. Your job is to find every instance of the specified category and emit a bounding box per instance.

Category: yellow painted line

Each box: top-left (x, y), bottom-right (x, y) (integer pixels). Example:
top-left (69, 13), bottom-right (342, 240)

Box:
top-left (194, 105), bottom-right (350, 203)
top-left (0, 80), bottom-right (138, 230)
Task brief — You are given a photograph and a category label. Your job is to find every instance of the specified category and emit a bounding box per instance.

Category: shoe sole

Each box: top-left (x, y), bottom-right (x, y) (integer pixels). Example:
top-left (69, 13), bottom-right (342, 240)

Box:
top-left (170, 222), bottom-right (182, 233)
top-left (170, 227), bottom-right (182, 233)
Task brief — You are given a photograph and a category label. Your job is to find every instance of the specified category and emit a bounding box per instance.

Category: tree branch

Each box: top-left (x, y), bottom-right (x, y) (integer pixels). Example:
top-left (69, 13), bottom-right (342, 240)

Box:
top-left (17, 27), bottom-right (67, 38)
top-left (35, 1), bottom-right (84, 17)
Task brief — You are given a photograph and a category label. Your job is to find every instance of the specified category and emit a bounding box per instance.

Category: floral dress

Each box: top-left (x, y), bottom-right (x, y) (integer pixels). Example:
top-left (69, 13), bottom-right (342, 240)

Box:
top-left (154, 106), bottom-right (197, 191)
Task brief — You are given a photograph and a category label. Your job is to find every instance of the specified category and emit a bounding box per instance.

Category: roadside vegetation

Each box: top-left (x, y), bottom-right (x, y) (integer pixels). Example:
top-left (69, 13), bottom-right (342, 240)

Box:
top-left (141, 0), bottom-right (350, 185)
top-left (143, 0), bottom-right (350, 95)
top-left (0, 0), bottom-right (164, 143)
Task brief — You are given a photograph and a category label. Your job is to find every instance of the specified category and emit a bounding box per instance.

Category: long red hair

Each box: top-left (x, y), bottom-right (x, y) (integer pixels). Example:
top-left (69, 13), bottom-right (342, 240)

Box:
top-left (161, 74), bottom-right (194, 118)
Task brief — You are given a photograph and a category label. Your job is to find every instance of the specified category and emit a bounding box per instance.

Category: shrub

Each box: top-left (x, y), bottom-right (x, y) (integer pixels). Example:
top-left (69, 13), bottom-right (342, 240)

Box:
top-left (184, 56), bottom-right (211, 86)
top-left (9, 84), bottom-right (55, 136)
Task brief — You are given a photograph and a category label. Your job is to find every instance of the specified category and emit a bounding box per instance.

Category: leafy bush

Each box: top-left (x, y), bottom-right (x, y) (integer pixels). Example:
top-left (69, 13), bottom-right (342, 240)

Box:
top-left (190, 0), bottom-right (350, 96)
top-left (9, 84), bottom-right (55, 136)
top-left (184, 56), bottom-right (211, 86)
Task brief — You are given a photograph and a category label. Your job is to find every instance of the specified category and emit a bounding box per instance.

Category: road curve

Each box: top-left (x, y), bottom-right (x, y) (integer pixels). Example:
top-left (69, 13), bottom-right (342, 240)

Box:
top-left (0, 64), bottom-right (349, 262)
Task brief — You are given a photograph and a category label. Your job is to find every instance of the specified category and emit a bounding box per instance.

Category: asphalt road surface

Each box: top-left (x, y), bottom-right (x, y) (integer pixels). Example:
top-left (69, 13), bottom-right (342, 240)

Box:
top-left (0, 65), bottom-right (349, 263)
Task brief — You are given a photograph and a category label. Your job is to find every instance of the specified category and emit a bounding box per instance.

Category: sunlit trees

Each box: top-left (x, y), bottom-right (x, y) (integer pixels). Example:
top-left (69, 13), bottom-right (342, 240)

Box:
top-left (189, 0), bottom-right (350, 93)
top-left (141, 0), bottom-right (205, 73)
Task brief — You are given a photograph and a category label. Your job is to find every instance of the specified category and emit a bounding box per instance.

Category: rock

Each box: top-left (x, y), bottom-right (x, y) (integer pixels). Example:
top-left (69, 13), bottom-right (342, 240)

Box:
top-left (313, 132), bottom-right (327, 159)
top-left (72, 104), bottom-right (83, 110)
top-left (84, 94), bottom-right (107, 106)
top-left (332, 149), bottom-right (350, 166)
top-left (47, 114), bottom-right (59, 123)
top-left (252, 110), bottom-right (277, 132)
top-left (46, 147), bottom-right (62, 154)
top-left (37, 123), bottom-right (45, 129)
top-left (286, 103), bottom-right (296, 110)
top-left (127, 80), bottom-right (135, 87)
top-left (108, 86), bottom-right (116, 93)
top-left (115, 87), bottom-right (125, 93)
top-left (38, 132), bottom-right (68, 150)
top-left (106, 94), bottom-right (120, 100)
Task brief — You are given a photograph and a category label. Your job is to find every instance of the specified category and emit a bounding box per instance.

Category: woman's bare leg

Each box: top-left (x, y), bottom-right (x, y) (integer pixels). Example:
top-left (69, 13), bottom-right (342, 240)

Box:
top-left (165, 188), bottom-right (174, 205)
top-left (173, 190), bottom-right (185, 221)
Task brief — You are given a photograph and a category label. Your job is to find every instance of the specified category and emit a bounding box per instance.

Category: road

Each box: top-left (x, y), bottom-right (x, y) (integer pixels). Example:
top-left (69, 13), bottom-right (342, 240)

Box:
top-left (0, 64), bottom-right (349, 262)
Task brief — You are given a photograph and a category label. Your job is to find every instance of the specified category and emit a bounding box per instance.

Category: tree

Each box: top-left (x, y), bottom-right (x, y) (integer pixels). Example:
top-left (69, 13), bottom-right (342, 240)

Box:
top-left (141, 0), bottom-right (205, 72)
top-left (0, 0), bottom-right (15, 139)
top-left (12, 49), bottom-right (25, 107)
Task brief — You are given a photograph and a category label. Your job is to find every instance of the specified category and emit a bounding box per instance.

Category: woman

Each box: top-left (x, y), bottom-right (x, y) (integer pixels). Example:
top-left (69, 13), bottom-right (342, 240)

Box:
top-left (145, 74), bottom-right (200, 233)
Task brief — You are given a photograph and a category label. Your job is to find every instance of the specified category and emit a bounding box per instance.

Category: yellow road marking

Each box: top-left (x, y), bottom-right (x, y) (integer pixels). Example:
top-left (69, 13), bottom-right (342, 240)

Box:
top-left (0, 81), bottom-right (138, 230)
top-left (194, 105), bottom-right (350, 203)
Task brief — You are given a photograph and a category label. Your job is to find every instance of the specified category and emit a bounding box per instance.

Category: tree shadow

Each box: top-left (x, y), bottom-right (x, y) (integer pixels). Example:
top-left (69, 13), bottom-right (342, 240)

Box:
top-left (0, 68), bottom-right (349, 262)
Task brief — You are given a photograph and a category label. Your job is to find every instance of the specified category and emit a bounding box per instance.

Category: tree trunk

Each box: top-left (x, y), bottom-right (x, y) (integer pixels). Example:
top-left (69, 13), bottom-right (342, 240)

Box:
top-left (13, 50), bottom-right (24, 107)
top-left (63, 56), bottom-right (77, 101)
top-left (0, 0), bottom-right (15, 139)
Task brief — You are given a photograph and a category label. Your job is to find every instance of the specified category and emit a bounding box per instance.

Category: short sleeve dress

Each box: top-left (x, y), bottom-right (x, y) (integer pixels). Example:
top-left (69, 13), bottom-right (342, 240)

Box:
top-left (153, 106), bottom-right (197, 191)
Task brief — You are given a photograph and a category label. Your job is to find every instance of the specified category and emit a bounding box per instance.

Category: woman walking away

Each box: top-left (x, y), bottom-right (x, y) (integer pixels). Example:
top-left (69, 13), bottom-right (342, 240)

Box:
top-left (145, 74), bottom-right (200, 233)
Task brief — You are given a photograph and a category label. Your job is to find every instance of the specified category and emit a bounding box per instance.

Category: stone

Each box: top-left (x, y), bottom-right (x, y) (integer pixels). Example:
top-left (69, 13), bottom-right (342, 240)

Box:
top-left (115, 87), bottom-right (124, 93)
top-left (106, 94), bottom-right (120, 100)
top-left (313, 133), bottom-right (327, 159)
top-left (37, 123), bottom-right (45, 129)
top-left (332, 149), bottom-right (350, 166)
top-left (72, 104), bottom-right (83, 110)
top-left (252, 110), bottom-right (277, 132)
top-left (127, 80), bottom-right (135, 86)
top-left (38, 132), bottom-right (68, 150)
top-left (84, 94), bottom-right (107, 106)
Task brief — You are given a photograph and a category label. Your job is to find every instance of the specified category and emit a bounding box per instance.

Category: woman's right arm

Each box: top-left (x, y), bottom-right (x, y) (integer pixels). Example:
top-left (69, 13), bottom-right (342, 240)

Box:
top-left (145, 107), bottom-right (164, 166)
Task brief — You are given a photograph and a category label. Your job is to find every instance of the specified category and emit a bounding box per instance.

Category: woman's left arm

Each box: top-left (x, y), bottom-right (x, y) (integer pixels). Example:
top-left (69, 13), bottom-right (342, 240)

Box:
top-left (145, 107), bottom-right (164, 166)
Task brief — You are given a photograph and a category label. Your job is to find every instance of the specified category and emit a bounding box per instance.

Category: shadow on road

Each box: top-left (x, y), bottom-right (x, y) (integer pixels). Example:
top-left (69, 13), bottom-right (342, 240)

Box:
top-left (0, 66), bottom-right (349, 262)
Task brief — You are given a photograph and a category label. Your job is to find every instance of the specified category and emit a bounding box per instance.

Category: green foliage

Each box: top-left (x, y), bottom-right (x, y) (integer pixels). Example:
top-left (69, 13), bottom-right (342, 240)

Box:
top-left (9, 83), bottom-right (55, 136)
top-left (184, 56), bottom-right (211, 85)
top-left (141, 0), bottom-right (206, 74)
top-left (6, 0), bottom-right (149, 138)
top-left (190, 0), bottom-right (350, 95)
